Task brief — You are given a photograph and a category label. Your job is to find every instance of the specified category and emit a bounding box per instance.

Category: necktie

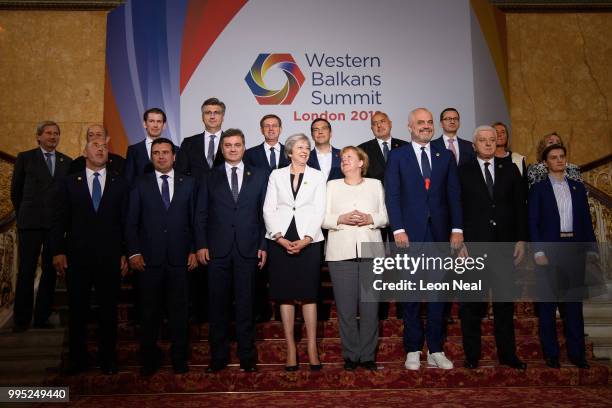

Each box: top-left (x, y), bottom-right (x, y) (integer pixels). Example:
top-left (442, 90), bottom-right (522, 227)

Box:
top-left (382, 141), bottom-right (389, 162)
top-left (160, 174), bottom-right (171, 209)
top-left (231, 167), bottom-right (239, 202)
top-left (420, 146), bottom-right (431, 190)
top-left (92, 172), bottom-right (102, 211)
top-left (269, 147), bottom-right (277, 170)
top-left (207, 134), bottom-right (216, 168)
top-left (448, 138), bottom-right (458, 163)
top-left (44, 152), bottom-right (53, 176)
top-left (484, 162), bottom-right (494, 198)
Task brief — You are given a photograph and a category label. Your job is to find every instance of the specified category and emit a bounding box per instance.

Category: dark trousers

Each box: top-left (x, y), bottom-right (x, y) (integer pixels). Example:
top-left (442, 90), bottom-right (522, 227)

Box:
top-left (14, 228), bottom-right (56, 327)
top-left (66, 261), bottom-right (121, 366)
top-left (538, 301), bottom-right (585, 360)
top-left (139, 264), bottom-right (189, 367)
top-left (461, 302), bottom-right (516, 361)
top-left (208, 246), bottom-right (257, 365)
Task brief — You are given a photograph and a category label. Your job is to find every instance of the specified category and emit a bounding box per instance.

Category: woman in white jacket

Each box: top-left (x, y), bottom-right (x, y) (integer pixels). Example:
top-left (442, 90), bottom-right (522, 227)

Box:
top-left (322, 146), bottom-right (388, 371)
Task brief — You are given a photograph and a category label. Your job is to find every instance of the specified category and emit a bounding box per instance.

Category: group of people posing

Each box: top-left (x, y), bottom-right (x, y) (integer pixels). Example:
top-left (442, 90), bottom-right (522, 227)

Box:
top-left (10, 97), bottom-right (595, 377)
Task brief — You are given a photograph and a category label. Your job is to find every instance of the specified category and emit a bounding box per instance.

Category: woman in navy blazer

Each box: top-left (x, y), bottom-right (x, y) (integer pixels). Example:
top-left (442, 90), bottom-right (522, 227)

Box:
top-left (528, 144), bottom-right (596, 369)
top-left (263, 133), bottom-right (327, 371)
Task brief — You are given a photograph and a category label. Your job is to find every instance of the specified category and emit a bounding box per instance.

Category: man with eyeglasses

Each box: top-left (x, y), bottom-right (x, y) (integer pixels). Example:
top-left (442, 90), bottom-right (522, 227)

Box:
top-left (176, 97), bottom-right (226, 179)
top-left (244, 114), bottom-right (289, 172)
top-left (307, 118), bottom-right (342, 181)
top-left (68, 124), bottom-right (125, 177)
top-left (431, 108), bottom-right (474, 167)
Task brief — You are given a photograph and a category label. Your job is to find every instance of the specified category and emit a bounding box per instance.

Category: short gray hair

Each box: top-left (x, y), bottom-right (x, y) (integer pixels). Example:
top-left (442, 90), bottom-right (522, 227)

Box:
top-left (472, 125), bottom-right (496, 143)
top-left (284, 133), bottom-right (311, 160)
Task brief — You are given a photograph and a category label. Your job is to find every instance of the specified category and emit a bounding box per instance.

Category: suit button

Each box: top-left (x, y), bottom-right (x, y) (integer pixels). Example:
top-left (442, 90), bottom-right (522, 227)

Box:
top-left (293, 207), bottom-right (296, 211)
top-left (163, 229), bottom-right (167, 233)
top-left (489, 220), bottom-right (494, 224)
top-left (492, 204), bottom-right (496, 209)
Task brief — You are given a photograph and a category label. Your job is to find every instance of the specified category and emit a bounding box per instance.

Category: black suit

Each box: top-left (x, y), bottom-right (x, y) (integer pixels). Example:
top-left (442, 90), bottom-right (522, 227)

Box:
top-left (458, 157), bottom-right (528, 363)
top-left (69, 153), bottom-right (125, 177)
top-left (358, 137), bottom-right (408, 183)
top-left (124, 141), bottom-right (153, 186)
top-left (126, 171), bottom-right (196, 369)
top-left (10, 147), bottom-right (72, 328)
top-left (51, 170), bottom-right (128, 368)
top-left (176, 132), bottom-right (224, 179)
top-left (195, 163), bottom-right (268, 366)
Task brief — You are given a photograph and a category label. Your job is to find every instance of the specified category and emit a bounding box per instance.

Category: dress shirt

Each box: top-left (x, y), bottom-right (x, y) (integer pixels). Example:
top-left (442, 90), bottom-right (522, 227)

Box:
top-left (443, 134), bottom-right (460, 163)
top-left (145, 136), bottom-right (156, 159)
top-left (264, 142), bottom-right (281, 168)
top-left (549, 175), bottom-right (573, 232)
top-left (410, 142), bottom-right (431, 176)
top-left (477, 157), bottom-right (495, 183)
top-left (154, 169), bottom-right (174, 201)
top-left (315, 147), bottom-right (332, 178)
top-left (376, 137), bottom-right (392, 155)
top-left (224, 161), bottom-right (244, 192)
top-left (40, 147), bottom-right (56, 174)
top-left (85, 167), bottom-right (106, 196)
top-left (204, 130), bottom-right (222, 157)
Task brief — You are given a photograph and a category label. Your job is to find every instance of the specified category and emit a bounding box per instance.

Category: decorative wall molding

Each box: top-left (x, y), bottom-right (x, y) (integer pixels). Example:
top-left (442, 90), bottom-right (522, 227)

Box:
top-left (0, 0), bottom-right (123, 10)
top-left (491, 0), bottom-right (612, 12)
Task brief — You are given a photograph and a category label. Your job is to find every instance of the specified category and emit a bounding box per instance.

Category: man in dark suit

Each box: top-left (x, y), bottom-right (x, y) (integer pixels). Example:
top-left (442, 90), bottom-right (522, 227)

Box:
top-left (458, 125), bottom-right (527, 370)
top-left (244, 114), bottom-right (290, 172)
top-left (431, 108), bottom-right (475, 167)
top-left (51, 134), bottom-right (129, 375)
top-left (10, 121), bottom-right (72, 332)
top-left (126, 137), bottom-right (198, 375)
top-left (196, 129), bottom-right (268, 373)
top-left (529, 144), bottom-right (596, 369)
top-left (176, 97), bottom-right (225, 178)
top-left (358, 111), bottom-right (408, 183)
top-left (307, 118), bottom-right (342, 181)
top-left (125, 108), bottom-right (176, 185)
top-left (68, 124), bottom-right (125, 177)
top-left (385, 107), bottom-right (463, 370)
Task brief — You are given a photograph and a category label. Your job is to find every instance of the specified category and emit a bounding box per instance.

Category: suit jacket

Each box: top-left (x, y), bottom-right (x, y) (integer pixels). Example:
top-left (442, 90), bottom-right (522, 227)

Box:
top-left (431, 135), bottom-right (475, 167)
top-left (307, 146), bottom-right (343, 181)
top-left (244, 142), bottom-right (290, 172)
top-left (126, 172), bottom-right (196, 266)
top-left (11, 148), bottom-right (72, 229)
top-left (175, 132), bottom-right (224, 178)
top-left (459, 157), bottom-right (528, 243)
top-left (125, 141), bottom-right (153, 185)
top-left (384, 142), bottom-right (462, 242)
top-left (528, 177), bottom-right (596, 253)
top-left (263, 165), bottom-right (327, 243)
top-left (195, 163), bottom-right (267, 258)
top-left (50, 170), bottom-right (128, 266)
top-left (358, 137), bottom-right (408, 183)
top-left (68, 153), bottom-right (125, 177)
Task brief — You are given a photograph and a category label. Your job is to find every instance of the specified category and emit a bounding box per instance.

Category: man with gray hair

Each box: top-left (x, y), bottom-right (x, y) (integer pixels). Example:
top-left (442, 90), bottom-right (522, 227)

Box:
top-left (11, 121), bottom-right (72, 332)
top-left (68, 124), bottom-right (125, 176)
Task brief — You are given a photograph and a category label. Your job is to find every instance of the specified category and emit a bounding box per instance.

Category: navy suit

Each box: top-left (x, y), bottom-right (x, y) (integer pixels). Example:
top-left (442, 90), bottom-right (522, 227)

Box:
top-left (196, 163), bottom-right (268, 366)
top-left (126, 171), bottom-right (196, 368)
top-left (358, 137), bottom-right (408, 183)
top-left (529, 177), bottom-right (595, 363)
top-left (307, 147), bottom-right (343, 181)
top-left (11, 148), bottom-right (72, 328)
top-left (51, 170), bottom-right (128, 368)
top-left (385, 142), bottom-right (462, 353)
top-left (176, 132), bottom-right (224, 179)
top-left (431, 135), bottom-right (475, 167)
top-left (244, 142), bottom-right (290, 172)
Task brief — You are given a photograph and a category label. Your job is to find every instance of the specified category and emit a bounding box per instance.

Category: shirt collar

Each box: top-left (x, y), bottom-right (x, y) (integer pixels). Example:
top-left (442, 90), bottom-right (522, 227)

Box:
top-left (145, 136), bottom-right (156, 145)
top-left (225, 161), bottom-right (244, 172)
top-left (477, 157), bottom-right (494, 167)
top-left (206, 130), bottom-right (222, 138)
top-left (443, 134), bottom-right (458, 143)
top-left (548, 174), bottom-right (567, 185)
top-left (85, 167), bottom-right (106, 178)
top-left (40, 147), bottom-right (55, 155)
top-left (264, 142), bottom-right (281, 150)
top-left (155, 169), bottom-right (174, 179)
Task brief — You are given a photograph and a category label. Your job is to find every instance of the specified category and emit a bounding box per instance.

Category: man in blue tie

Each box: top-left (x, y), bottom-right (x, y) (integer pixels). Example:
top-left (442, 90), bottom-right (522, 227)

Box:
top-left (126, 137), bottom-right (198, 376)
top-left (244, 114), bottom-right (290, 172)
top-left (51, 135), bottom-right (129, 375)
top-left (11, 121), bottom-right (72, 332)
top-left (385, 108), bottom-right (463, 371)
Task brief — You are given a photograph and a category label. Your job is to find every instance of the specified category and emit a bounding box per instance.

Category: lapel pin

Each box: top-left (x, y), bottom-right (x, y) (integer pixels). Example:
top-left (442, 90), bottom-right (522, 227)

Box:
top-left (179, 178), bottom-right (183, 182)
top-left (498, 164), bottom-right (503, 168)
top-left (303, 181), bottom-right (308, 185)
top-left (572, 186), bottom-right (576, 190)
top-left (77, 176), bottom-right (82, 181)
top-left (435, 153), bottom-right (440, 157)
top-left (393, 143), bottom-right (398, 148)
top-left (59, 157), bottom-right (64, 162)
top-left (247, 171), bottom-right (251, 176)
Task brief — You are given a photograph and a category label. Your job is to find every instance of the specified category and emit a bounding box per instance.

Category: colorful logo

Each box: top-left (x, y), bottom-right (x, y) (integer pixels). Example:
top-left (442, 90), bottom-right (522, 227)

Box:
top-left (245, 53), bottom-right (305, 105)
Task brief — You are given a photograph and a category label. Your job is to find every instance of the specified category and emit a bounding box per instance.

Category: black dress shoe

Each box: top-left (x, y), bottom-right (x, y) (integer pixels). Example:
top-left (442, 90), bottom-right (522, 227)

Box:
top-left (140, 362), bottom-right (161, 377)
top-left (464, 359), bottom-right (479, 369)
top-left (344, 359), bottom-right (358, 371)
top-left (240, 361), bottom-right (257, 372)
top-left (570, 359), bottom-right (590, 369)
top-left (284, 364), bottom-right (299, 372)
top-left (173, 362), bottom-right (190, 374)
top-left (499, 357), bottom-right (527, 370)
top-left (360, 361), bottom-right (378, 371)
top-left (309, 363), bottom-right (323, 371)
top-left (100, 361), bottom-right (119, 375)
top-left (545, 357), bottom-right (561, 369)
top-left (205, 361), bottom-right (228, 373)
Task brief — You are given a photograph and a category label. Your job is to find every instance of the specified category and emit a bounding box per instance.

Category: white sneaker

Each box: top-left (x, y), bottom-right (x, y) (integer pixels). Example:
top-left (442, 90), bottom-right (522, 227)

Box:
top-left (427, 351), bottom-right (453, 369)
top-left (404, 351), bottom-right (421, 370)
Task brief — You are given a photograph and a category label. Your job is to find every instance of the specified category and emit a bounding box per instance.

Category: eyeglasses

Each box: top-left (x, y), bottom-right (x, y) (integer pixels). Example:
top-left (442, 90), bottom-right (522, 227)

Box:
top-left (442, 117), bottom-right (460, 122)
top-left (203, 110), bottom-right (223, 116)
top-left (311, 126), bottom-right (330, 133)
